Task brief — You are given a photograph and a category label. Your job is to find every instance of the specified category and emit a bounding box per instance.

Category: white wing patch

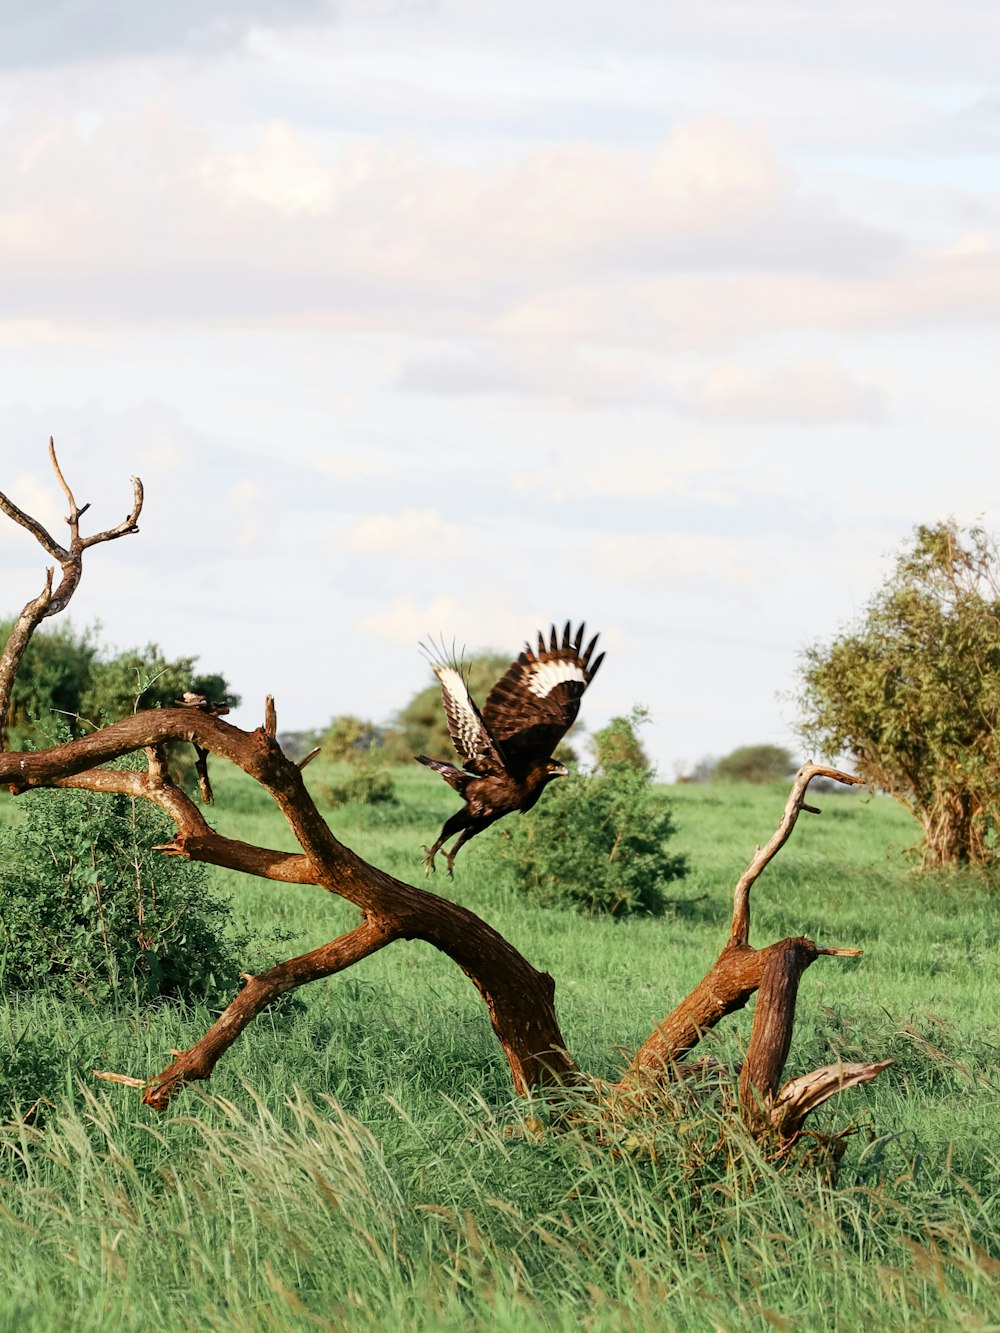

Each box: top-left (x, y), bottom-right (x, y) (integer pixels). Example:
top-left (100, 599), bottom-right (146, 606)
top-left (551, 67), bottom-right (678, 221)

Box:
top-left (435, 665), bottom-right (494, 765)
top-left (436, 666), bottom-right (476, 724)
top-left (526, 660), bottom-right (587, 698)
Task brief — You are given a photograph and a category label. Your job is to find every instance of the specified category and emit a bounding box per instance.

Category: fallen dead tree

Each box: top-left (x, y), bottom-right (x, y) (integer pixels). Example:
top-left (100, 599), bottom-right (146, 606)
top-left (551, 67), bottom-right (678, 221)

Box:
top-left (0, 445), bottom-right (890, 1150)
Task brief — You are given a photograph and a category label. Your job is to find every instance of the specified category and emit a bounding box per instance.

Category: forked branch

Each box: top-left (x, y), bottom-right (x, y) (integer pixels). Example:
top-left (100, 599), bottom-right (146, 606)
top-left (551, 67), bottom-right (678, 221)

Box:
top-left (0, 439), bottom-right (142, 748)
top-left (729, 763), bottom-right (864, 947)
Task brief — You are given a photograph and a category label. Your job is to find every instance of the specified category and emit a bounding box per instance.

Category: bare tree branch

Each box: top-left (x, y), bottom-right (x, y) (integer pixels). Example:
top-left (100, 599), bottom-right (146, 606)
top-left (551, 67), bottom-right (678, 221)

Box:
top-left (141, 917), bottom-right (398, 1109)
top-left (1, 706), bottom-right (578, 1103)
top-left (729, 764), bottom-right (863, 947)
top-left (0, 441), bottom-right (143, 748)
top-left (773, 1060), bottom-right (895, 1138)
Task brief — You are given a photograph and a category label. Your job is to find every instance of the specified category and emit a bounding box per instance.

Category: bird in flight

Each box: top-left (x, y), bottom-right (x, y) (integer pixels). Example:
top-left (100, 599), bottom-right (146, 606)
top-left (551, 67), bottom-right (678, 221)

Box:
top-left (416, 621), bottom-right (604, 875)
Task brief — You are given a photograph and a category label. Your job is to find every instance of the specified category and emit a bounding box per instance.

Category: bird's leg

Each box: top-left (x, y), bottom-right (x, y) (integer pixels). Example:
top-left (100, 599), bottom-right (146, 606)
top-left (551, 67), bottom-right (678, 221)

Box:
top-left (422, 810), bottom-right (469, 877)
top-left (442, 827), bottom-right (476, 879)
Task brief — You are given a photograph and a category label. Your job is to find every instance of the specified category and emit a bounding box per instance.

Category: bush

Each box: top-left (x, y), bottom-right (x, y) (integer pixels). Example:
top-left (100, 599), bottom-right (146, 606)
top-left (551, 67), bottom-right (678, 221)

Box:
top-left (497, 764), bottom-right (687, 915)
top-left (0, 762), bottom-right (244, 1004)
top-left (321, 714), bottom-right (383, 761)
top-left (318, 750), bottom-right (397, 809)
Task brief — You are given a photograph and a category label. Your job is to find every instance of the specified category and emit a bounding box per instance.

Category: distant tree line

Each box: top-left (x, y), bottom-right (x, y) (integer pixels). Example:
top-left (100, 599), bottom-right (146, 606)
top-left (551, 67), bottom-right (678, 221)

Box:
top-left (676, 744), bottom-right (797, 785)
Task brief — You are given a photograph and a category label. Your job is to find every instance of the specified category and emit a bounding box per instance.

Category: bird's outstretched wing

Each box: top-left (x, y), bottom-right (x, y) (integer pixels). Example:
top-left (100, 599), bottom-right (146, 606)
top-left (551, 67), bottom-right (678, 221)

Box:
top-left (483, 621), bottom-right (603, 779)
top-left (429, 661), bottom-right (507, 776)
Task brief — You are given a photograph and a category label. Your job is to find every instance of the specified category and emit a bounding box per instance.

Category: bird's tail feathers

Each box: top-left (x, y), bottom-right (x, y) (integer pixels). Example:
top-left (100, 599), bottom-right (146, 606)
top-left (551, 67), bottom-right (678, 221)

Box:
top-left (415, 754), bottom-right (468, 791)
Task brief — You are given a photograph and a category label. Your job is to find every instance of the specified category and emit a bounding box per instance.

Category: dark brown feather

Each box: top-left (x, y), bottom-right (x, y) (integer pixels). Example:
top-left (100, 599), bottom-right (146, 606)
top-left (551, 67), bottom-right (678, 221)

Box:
top-left (482, 621), bottom-right (603, 780)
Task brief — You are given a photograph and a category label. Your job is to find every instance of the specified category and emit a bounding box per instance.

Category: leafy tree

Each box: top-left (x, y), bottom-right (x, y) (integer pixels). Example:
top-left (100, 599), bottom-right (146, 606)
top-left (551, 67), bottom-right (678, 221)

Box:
top-left (590, 705), bottom-right (652, 773)
top-left (321, 714), bottom-right (383, 761)
top-left (0, 619), bottom-right (98, 747)
top-left (714, 744), bottom-right (796, 784)
top-left (799, 520), bottom-right (1000, 866)
top-left (498, 706), bottom-right (686, 914)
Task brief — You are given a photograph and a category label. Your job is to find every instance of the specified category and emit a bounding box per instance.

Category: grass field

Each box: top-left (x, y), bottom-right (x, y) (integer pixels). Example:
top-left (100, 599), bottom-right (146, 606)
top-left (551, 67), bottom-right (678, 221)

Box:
top-left (1, 762), bottom-right (998, 1331)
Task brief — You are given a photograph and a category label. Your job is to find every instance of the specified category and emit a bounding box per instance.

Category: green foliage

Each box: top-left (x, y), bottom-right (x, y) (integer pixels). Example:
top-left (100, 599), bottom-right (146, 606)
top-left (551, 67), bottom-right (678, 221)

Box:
top-left (590, 705), bottom-right (652, 773)
top-left (498, 765), bottom-right (687, 915)
top-left (0, 762), bottom-right (243, 1004)
top-left (800, 520), bottom-right (1000, 866)
top-left (714, 743), bottom-right (796, 784)
top-left (0, 619), bottom-right (98, 748)
top-left (499, 706), bottom-right (684, 915)
top-left (318, 749), bottom-right (398, 809)
top-left (80, 646), bottom-right (240, 724)
top-left (0, 618), bottom-right (240, 746)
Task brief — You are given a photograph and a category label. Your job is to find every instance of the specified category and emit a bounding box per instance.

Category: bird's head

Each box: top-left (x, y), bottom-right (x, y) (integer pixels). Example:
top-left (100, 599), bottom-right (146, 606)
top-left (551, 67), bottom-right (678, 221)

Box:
top-left (546, 760), bottom-right (569, 781)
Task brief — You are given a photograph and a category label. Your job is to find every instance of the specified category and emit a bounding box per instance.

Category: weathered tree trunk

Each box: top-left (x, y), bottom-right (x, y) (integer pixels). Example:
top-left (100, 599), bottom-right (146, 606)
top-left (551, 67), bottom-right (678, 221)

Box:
top-left (920, 788), bottom-right (990, 867)
top-left (0, 446), bottom-right (892, 1150)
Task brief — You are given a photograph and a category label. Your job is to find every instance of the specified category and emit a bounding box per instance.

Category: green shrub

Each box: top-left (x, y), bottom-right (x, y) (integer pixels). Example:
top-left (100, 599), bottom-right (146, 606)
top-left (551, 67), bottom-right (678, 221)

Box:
top-left (0, 763), bottom-right (243, 1004)
top-left (318, 751), bottom-right (398, 809)
top-left (497, 764), bottom-right (687, 915)
top-left (590, 706), bottom-right (653, 773)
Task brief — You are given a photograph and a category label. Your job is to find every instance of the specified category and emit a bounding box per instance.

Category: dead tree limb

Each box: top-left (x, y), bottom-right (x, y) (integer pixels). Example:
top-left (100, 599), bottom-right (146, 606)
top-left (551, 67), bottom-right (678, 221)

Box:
top-left (621, 764), bottom-right (889, 1139)
top-left (0, 450), bottom-right (891, 1145)
top-left (0, 439), bottom-right (142, 749)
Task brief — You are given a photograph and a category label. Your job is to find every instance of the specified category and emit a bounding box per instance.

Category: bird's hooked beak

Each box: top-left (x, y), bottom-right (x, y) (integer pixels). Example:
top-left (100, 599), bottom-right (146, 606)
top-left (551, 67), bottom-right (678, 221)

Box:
top-left (547, 762), bottom-right (569, 779)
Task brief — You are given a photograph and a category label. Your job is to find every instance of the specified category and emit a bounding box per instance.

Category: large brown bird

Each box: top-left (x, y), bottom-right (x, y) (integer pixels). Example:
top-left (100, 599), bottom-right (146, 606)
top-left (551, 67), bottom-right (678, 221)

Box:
top-left (416, 622), bottom-right (604, 875)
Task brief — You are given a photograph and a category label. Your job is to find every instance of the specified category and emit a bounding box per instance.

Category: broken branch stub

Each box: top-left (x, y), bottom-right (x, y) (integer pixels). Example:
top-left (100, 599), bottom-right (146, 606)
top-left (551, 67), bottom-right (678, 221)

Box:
top-left (0, 448), bottom-right (891, 1145)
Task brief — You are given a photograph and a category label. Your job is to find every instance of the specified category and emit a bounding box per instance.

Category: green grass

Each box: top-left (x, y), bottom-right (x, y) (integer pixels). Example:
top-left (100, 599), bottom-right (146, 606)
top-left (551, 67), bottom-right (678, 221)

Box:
top-left (1, 765), bottom-right (999, 1330)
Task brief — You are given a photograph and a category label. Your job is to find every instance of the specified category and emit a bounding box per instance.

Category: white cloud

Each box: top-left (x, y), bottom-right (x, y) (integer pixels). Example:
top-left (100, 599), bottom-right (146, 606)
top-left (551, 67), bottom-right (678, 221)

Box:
top-left (213, 121), bottom-right (335, 216)
top-left (307, 451), bottom-right (391, 480)
top-left (229, 479), bottom-right (262, 546)
top-left (359, 595), bottom-right (540, 649)
top-left (493, 244), bottom-right (1000, 349)
top-left (583, 445), bottom-right (730, 500)
top-left (395, 344), bottom-right (660, 410)
top-left (0, 106), bottom-right (893, 344)
top-left (590, 531), bottom-right (765, 589)
top-left (0, 470), bottom-right (70, 550)
top-left (339, 508), bottom-right (466, 561)
top-left (677, 357), bottom-right (885, 424)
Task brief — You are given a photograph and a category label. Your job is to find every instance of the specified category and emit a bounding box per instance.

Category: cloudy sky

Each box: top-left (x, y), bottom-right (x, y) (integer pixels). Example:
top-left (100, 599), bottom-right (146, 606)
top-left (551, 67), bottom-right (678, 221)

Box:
top-left (1, 0), bottom-right (998, 774)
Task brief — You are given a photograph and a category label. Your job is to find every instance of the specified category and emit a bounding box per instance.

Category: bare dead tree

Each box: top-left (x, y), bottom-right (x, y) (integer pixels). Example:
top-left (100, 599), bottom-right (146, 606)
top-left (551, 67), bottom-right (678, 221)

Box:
top-left (0, 447), bottom-right (891, 1148)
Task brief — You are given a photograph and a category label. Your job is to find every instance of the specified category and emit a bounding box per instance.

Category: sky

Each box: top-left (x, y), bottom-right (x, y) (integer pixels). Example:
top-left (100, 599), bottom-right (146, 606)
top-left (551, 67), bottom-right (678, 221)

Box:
top-left (1, 0), bottom-right (998, 775)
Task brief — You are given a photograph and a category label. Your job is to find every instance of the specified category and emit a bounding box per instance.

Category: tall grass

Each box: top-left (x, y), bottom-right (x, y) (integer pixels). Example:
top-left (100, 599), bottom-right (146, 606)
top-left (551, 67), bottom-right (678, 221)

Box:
top-left (1, 766), bottom-right (998, 1329)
